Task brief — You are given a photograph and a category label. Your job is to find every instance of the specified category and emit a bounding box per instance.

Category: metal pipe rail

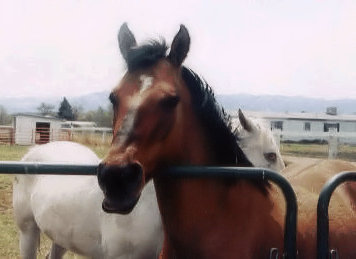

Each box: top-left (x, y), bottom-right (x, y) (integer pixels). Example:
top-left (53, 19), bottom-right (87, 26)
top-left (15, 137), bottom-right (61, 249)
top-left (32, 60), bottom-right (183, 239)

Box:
top-left (317, 171), bottom-right (356, 259)
top-left (0, 162), bottom-right (297, 259)
top-left (0, 161), bottom-right (98, 175)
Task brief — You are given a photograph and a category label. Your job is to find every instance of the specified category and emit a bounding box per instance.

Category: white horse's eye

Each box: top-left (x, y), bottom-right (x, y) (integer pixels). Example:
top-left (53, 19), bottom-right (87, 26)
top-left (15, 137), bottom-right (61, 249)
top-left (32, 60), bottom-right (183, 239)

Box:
top-left (264, 152), bottom-right (277, 162)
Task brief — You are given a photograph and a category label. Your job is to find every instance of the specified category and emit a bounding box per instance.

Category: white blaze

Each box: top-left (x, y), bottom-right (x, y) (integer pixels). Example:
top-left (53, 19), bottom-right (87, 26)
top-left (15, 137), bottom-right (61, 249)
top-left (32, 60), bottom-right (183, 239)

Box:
top-left (139, 75), bottom-right (153, 94)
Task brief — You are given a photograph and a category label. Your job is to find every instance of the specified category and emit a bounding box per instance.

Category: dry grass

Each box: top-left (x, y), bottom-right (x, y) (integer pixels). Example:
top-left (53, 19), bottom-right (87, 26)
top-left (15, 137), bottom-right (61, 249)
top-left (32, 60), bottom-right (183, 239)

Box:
top-left (337, 144), bottom-right (356, 161)
top-left (280, 142), bottom-right (356, 162)
top-left (0, 145), bottom-right (29, 258)
top-left (281, 143), bottom-right (329, 158)
top-left (0, 174), bottom-right (20, 258)
top-left (71, 132), bottom-right (112, 147)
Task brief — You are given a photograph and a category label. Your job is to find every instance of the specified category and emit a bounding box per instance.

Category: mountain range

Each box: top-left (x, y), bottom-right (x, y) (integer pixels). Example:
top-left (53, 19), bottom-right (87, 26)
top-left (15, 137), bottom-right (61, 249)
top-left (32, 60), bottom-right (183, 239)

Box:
top-left (0, 92), bottom-right (112, 114)
top-left (1, 91), bottom-right (356, 115)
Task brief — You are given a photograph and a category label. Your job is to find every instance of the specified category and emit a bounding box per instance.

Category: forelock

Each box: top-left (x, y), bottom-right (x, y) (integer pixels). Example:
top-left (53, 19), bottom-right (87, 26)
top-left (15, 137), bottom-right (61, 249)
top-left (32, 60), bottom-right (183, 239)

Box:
top-left (126, 40), bottom-right (168, 72)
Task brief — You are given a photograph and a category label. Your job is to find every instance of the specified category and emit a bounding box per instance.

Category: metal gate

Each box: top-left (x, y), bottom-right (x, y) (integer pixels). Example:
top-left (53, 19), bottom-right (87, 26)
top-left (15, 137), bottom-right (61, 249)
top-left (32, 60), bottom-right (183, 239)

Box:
top-left (0, 162), bottom-right (297, 258)
top-left (1, 161), bottom-right (356, 258)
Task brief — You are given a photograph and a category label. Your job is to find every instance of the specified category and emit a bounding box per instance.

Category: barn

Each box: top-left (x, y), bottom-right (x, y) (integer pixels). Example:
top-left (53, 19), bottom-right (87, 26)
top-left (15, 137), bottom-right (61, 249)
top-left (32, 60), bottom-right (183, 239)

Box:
top-left (0, 126), bottom-right (14, 144)
top-left (231, 107), bottom-right (356, 144)
top-left (13, 113), bottom-right (65, 145)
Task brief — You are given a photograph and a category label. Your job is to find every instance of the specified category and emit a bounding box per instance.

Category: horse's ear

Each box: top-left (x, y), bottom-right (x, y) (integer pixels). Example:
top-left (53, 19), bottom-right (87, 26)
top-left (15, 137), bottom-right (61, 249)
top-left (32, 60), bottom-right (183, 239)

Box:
top-left (168, 25), bottom-right (190, 66)
top-left (238, 109), bottom-right (254, 132)
top-left (118, 23), bottom-right (137, 63)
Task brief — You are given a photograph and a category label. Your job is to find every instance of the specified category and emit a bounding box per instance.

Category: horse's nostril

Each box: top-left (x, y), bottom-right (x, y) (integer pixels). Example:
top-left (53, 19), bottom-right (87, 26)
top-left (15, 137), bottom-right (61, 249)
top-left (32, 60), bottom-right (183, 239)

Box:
top-left (97, 163), bottom-right (105, 180)
top-left (97, 163), bottom-right (104, 174)
top-left (97, 162), bottom-right (143, 196)
top-left (126, 162), bottom-right (143, 182)
top-left (97, 163), bottom-right (107, 191)
top-left (96, 162), bottom-right (144, 214)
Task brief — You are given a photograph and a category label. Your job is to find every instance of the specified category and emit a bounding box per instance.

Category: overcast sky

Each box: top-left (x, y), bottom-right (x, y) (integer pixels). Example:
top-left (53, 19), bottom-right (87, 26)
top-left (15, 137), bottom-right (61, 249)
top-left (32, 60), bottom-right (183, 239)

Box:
top-left (0, 0), bottom-right (355, 100)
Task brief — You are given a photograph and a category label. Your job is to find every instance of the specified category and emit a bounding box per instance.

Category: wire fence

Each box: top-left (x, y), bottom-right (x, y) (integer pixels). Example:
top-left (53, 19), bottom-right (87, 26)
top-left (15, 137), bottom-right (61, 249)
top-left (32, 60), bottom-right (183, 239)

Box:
top-left (273, 130), bottom-right (356, 161)
top-left (0, 127), bottom-right (113, 146)
top-left (1, 125), bottom-right (356, 161)
top-left (0, 127), bottom-right (14, 144)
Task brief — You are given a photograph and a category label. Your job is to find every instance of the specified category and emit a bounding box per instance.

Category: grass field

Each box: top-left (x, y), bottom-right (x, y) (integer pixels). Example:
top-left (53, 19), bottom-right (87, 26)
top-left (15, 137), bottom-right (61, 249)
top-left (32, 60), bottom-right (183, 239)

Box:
top-left (281, 142), bottom-right (356, 161)
top-left (0, 141), bottom-right (355, 257)
top-left (0, 145), bottom-right (30, 258)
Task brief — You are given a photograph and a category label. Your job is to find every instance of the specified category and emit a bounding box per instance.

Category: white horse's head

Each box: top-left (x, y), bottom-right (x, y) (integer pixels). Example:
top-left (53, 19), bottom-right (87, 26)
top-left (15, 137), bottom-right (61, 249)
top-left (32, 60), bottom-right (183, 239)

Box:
top-left (233, 109), bottom-right (285, 172)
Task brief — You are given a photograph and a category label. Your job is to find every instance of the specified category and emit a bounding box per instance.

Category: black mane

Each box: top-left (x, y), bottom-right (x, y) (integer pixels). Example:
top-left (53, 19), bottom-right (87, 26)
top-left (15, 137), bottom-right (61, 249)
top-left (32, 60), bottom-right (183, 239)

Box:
top-left (125, 40), bottom-right (251, 166)
top-left (181, 67), bottom-right (252, 167)
top-left (126, 40), bottom-right (168, 72)
top-left (180, 68), bottom-right (271, 193)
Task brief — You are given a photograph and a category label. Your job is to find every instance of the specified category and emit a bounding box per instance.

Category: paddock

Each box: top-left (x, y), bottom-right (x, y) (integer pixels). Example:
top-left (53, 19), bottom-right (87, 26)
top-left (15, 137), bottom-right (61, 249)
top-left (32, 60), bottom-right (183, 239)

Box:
top-left (1, 154), bottom-right (356, 258)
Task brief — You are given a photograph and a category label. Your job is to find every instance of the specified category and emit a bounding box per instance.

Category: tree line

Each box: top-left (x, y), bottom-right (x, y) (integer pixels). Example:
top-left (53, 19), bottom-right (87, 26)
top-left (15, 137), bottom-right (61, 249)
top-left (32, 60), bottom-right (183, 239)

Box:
top-left (0, 105), bottom-right (12, 125)
top-left (0, 97), bottom-right (113, 127)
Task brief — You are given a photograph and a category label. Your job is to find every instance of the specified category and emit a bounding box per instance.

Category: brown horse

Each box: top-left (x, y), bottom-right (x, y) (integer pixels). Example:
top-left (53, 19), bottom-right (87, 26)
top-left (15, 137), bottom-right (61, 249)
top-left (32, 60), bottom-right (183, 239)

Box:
top-left (97, 23), bottom-right (356, 258)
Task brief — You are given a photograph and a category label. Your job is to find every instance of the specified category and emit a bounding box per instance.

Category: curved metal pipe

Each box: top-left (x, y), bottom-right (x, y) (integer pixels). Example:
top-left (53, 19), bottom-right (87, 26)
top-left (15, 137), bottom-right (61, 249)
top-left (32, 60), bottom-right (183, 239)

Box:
top-left (317, 171), bottom-right (356, 259)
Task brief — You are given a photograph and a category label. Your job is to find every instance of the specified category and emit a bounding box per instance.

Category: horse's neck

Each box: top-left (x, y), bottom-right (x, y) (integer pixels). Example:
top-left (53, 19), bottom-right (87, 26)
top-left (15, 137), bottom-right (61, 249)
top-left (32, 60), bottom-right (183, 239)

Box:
top-left (154, 178), bottom-right (284, 258)
top-left (155, 99), bottom-right (284, 256)
top-left (173, 103), bottom-right (218, 164)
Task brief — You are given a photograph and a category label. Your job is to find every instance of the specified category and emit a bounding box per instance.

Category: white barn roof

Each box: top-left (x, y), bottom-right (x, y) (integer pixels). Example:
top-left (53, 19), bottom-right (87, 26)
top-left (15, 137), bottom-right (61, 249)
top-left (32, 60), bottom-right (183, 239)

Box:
top-left (230, 110), bottom-right (356, 122)
top-left (13, 113), bottom-right (64, 121)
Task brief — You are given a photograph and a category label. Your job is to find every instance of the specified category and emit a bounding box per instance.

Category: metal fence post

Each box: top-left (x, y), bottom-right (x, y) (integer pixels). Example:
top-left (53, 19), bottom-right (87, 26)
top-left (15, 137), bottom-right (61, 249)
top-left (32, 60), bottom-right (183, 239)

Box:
top-left (328, 129), bottom-right (338, 159)
top-left (317, 171), bottom-right (356, 259)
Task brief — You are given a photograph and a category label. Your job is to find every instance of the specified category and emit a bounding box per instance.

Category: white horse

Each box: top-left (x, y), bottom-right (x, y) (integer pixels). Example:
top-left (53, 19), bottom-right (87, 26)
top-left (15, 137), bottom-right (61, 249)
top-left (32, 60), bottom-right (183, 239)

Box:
top-left (12, 113), bottom-right (284, 259)
top-left (233, 109), bottom-right (285, 172)
top-left (13, 141), bottom-right (163, 259)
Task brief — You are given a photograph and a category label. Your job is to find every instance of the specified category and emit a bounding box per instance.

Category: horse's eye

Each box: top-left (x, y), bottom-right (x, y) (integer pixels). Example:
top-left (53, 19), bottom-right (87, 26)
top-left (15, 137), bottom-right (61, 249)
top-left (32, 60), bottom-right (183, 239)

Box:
top-left (160, 95), bottom-right (180, 110)
top-left (264, 152), bottom-right (277, 162)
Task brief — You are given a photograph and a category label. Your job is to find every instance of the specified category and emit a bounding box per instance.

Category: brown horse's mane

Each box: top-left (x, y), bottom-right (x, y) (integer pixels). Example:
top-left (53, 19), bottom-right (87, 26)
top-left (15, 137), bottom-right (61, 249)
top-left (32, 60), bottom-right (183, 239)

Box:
top-left (180, 66), bottom-right (252, 167)
top-left (123, 39), bottom-right (270, 192)
top-left (125, 39), bottom-right (168, 72)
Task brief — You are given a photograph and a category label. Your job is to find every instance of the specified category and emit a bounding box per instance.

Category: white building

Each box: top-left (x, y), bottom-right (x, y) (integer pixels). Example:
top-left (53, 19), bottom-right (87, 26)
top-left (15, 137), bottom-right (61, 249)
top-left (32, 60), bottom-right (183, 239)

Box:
top-left (230, 108), bottom-right (356, 144)
top-left (61, 121), bottom-right (97, 129)
top-left (12, 114), bottom-right (111, 145)
top-left (13, 113), bottom-right (65, 145)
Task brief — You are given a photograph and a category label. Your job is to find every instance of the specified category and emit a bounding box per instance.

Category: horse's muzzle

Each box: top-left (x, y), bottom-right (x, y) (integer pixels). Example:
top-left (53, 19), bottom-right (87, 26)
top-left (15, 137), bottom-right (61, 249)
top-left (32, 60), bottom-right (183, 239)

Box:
top-left (97, 162), bottom-right (143, 214)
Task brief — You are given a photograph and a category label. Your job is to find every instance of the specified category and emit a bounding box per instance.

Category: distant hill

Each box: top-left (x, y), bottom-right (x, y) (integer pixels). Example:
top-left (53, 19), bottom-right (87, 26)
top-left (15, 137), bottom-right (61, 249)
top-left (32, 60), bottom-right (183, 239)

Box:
top-left (70, 92), bottom-right (111, 111)
top-left (0, 96), bottom-right (59, 114)
top-left (0, 92), bottom-right (111, 113)
top-left (1, 92), bottom-right (356, 115)
top-left (217, 94), bottom-right (356, 115)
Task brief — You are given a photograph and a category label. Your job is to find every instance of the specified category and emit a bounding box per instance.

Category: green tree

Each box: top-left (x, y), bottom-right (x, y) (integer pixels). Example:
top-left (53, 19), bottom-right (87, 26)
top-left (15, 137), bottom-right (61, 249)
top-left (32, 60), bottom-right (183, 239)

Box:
top-left (94, 106), bottom-right (106, 127)
top-left (58, 97), bottom-right (74, 120)
top-left (0, 105), bottom-right (12, 125)
top-left (37, 102), bottom-right (55, 116)
top-left (72, 105), bottom-right (84, 121)
top-left (81, 105), bottom-right (113, 127)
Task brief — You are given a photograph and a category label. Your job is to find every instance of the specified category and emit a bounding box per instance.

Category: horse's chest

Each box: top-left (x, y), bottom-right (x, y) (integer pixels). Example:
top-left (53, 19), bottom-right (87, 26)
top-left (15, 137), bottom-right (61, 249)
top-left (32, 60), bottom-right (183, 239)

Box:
top-left (164, 213), bottom-right (282, 259)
